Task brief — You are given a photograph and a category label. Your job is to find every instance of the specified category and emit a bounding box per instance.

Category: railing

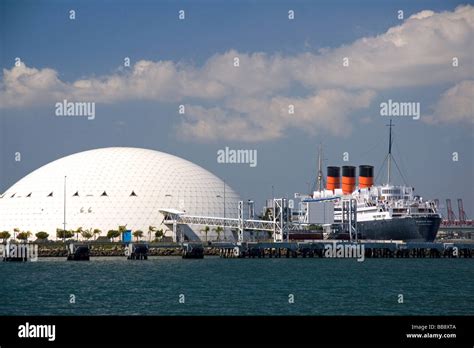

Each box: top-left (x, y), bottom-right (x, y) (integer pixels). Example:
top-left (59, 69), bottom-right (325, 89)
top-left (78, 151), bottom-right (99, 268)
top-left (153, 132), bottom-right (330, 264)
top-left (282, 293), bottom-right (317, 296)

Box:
top-left (162, 213), bottom-right (304, 232)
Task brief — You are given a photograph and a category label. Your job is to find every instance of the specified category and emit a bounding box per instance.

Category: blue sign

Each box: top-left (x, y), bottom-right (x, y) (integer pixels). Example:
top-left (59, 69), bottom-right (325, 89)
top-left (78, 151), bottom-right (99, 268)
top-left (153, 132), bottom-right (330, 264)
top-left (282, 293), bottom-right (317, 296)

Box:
top-left (122, 230), bottom-right (132, 243)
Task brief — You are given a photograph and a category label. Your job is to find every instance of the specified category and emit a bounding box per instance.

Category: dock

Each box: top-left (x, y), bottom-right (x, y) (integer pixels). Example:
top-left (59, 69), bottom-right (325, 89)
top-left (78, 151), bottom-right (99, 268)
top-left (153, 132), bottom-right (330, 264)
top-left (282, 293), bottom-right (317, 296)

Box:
top-left (211, 240), bottom-right (473, 259)
top-left (6, 240), bottom-right (469, 260)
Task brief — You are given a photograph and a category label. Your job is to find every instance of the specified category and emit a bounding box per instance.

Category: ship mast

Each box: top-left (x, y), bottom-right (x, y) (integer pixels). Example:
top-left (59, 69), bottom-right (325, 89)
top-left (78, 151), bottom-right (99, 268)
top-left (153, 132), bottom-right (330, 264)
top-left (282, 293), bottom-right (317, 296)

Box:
top-left (387, 119), bottom-right (394, 185)
top-left (317, 143), bottom-right (323, 192)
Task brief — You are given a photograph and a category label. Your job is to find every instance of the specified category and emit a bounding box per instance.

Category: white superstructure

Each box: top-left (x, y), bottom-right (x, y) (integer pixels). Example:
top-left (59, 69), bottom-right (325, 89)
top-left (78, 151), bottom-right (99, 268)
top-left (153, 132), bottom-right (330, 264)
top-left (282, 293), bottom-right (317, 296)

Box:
top-left (332, 185), bottom-right (438, 223)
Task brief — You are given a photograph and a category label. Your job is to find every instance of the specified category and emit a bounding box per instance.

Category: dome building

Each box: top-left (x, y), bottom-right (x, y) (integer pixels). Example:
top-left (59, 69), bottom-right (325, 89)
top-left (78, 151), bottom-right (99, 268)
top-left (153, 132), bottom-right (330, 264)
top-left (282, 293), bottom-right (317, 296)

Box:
top-left (0, 147), bottom-right (240, 241)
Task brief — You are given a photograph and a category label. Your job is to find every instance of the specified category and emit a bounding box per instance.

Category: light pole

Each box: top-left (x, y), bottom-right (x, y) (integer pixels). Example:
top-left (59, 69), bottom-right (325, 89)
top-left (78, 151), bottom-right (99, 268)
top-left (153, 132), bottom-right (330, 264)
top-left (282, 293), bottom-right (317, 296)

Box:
top-left (216, 194), bottom-right (222, 241)
top-left (63, 176), bottom-right (67, 243)
top-left (164, 194), bottom-right (177, 242)
top-left (223, 180), bottom-right (226, 225)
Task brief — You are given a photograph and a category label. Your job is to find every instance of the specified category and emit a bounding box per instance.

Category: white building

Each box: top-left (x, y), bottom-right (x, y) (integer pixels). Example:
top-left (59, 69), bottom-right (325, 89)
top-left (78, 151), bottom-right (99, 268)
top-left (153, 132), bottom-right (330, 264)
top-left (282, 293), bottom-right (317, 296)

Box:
top-left (0, 147), bottom-right (240, 241)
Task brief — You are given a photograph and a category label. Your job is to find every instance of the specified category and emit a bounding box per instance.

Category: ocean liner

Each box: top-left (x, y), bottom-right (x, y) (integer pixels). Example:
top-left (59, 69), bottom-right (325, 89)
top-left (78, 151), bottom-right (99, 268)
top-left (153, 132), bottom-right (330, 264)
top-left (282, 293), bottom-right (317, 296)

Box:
top-left (312, 121), bottom-right (441, 242)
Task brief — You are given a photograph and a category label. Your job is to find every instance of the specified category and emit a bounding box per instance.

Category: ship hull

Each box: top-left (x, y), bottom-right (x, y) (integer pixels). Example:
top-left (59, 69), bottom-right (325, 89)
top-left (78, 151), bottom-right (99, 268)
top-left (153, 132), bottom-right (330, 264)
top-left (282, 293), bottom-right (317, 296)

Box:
top-left (356, 215), bottom-right (441, 242)
top-left (332, 215), bottom-right (441, 242)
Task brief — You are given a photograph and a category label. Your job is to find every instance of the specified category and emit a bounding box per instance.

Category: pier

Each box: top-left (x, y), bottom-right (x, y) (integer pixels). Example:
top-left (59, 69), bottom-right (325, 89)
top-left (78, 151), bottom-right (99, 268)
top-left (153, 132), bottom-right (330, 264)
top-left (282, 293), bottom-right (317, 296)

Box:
top-left (182, 243), bottom-right (204, 259)
top-left (16, 240), bottom-right (471, 260)
top-left (126, 243), bottom-right (148, 260)
top-left (213, 241), bottom-right (473, 259)
top-left (66, 243), bottom-right (90, 261)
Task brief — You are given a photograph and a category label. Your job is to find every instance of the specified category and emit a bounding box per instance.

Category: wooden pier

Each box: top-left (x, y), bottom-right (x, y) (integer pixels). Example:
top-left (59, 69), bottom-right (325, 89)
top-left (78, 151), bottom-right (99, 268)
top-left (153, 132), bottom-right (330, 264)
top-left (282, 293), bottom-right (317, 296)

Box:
top-left (213, 241), bottom-right (474, 259)
top-left (46, 240), bottom-right (474, 260)
top-left (66, 244), bottom-right (90, 261)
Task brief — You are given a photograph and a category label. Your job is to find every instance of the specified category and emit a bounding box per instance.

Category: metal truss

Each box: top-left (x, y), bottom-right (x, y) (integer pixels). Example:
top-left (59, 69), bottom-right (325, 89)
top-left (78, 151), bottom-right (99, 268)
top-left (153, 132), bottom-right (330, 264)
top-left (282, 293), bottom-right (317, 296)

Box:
top-left (160, 199), bottom-right (302, 243)
top-left (341, 197), bottom-right (358, 242)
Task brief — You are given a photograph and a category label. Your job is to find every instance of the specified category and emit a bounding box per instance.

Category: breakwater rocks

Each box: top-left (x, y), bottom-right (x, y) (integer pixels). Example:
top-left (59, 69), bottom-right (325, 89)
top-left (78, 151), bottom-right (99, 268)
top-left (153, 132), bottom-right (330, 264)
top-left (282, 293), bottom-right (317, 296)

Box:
top-left (37, 245), bottom-right (221, 257)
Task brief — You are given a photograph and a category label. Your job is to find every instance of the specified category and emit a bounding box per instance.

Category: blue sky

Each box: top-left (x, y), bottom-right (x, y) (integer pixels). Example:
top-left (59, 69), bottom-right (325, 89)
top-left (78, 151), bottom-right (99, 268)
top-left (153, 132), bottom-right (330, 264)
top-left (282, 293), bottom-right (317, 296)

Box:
top-left (1, 0), bottom-right (473, 214)
top-left (1, 0), bottom-right (458, 74)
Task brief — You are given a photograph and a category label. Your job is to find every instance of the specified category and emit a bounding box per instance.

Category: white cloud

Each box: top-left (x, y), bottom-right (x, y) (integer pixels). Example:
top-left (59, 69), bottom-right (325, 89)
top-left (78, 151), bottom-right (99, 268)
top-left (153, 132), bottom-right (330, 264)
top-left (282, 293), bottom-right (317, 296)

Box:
top-left (0, 64), bottom-right (69, 107)
top-left (426, 80), bottom-right (474, 124)
top-left (409, 10), bottom-right (435, 20)
top-left (291, 5), bottom-right (474, 90)
top-left (1, 5), bottom-right (472, 141)
top-left (178, 89), bottom-right (375, 142)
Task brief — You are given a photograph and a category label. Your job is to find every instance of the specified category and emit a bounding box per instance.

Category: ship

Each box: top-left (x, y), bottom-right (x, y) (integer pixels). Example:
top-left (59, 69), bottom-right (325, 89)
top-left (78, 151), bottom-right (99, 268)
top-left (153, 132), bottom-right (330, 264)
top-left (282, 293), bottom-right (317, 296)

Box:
top-left (309, 120), bottom-right (441, 242)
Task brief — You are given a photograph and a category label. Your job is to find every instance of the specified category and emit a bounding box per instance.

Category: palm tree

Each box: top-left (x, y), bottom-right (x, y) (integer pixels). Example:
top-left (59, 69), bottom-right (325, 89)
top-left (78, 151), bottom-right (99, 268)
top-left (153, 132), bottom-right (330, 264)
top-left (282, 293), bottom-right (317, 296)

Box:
top-left (118, 225), bottom-right (128, 240)
top-left (17, 231), bottom-right (32, 242)
top-left (0, 231), bottom-right (11, 242)
top-left (93, 229), bottom-right (101, 240)
top-left (35, 232), bottom-right (49, 241)
top-left (148, 226), bottom-right (156, 242)
top-left (133, 230), bottom-right (143, 242)
top-left (81, 228), bottom-right (93, 241)
top-left (57, 228), bottom-right (74, 240)
top-left (154, 229), bottom-right (165, 241)
top-left (107, 230), bottom-right (120, 241)
top-left (201, 226), bottom-right (210, 242)
top-left (75, 227), bottom-right (83, 241)
top-left (213, 226), bottom-right (223, 241)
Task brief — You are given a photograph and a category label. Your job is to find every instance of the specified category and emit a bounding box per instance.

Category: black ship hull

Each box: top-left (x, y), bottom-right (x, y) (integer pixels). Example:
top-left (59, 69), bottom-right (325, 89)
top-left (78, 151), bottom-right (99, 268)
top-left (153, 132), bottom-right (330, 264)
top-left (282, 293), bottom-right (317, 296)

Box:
top-left (332, 215), bottom-right (441, 242)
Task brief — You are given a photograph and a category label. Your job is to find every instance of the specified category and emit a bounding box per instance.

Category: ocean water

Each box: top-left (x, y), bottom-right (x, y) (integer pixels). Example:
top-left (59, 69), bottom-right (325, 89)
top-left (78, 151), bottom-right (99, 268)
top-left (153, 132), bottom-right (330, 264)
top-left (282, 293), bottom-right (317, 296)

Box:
top-left (0, 257), bottom-right (472, 316)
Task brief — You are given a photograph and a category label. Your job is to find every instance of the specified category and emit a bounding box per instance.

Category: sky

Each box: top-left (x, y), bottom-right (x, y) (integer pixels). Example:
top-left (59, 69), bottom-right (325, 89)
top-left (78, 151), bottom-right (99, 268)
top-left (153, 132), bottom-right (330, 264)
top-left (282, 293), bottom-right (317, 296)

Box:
top-left (0, 0), bottom-right (473, 215)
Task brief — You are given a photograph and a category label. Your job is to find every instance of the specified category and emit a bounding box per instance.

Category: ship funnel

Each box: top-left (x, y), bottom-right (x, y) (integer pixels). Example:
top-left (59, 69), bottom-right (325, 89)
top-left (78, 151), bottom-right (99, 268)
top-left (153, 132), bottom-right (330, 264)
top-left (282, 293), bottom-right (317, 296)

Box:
top-left (359, 165), bottom-right (374, 188)
top-left (326, 166), bottom-right (340, 191)
top-left (342, 166), bottom-right (356, 194)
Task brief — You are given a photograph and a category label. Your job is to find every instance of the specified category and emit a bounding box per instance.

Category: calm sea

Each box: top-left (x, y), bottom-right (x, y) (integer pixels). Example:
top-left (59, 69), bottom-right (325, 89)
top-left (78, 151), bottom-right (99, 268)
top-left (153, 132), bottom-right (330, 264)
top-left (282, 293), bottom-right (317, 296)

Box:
top-left (0, 257), bottom-right (472, 315)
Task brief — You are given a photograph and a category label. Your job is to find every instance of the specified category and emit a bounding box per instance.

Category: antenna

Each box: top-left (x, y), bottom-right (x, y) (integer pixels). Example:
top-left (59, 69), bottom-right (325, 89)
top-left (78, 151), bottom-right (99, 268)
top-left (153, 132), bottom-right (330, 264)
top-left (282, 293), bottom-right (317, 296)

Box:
top-left (317, 143), bottom-right (323, 192)
top-left (386, 120), bottom-right (394, 184)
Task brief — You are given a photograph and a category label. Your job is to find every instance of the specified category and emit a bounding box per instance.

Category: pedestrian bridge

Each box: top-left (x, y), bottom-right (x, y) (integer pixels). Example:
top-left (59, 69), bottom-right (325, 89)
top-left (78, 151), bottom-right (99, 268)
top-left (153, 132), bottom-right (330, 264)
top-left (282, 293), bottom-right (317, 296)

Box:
top-left (161, 210), bottom-right (276, 231)
top-left (159, 199), bottom-right (300, 243)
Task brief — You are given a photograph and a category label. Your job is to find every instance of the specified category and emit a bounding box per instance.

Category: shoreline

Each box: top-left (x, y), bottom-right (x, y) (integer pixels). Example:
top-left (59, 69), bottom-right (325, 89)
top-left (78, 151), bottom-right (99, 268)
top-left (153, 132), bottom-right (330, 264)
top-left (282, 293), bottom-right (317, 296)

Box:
top-left (36, 246), bottom-right (221, 257)
top-left (1, 239), bottom-right (472, 258)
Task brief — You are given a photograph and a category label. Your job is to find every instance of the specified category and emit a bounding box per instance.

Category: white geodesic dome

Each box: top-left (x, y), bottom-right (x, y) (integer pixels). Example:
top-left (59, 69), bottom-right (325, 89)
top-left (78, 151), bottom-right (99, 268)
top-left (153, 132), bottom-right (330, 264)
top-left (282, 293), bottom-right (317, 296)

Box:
top-left (0, 147), bottom-right (240, 241)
